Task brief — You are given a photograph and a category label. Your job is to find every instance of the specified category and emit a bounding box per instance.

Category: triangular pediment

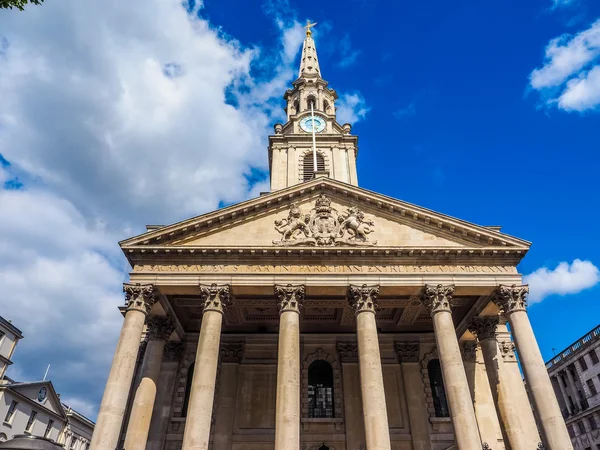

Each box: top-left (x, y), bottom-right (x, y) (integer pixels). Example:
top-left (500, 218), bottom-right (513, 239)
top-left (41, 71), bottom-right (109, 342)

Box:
top-left (6, 381), bottom-right (66, 420)
top-left (121, 179), bottom-right (529, 261)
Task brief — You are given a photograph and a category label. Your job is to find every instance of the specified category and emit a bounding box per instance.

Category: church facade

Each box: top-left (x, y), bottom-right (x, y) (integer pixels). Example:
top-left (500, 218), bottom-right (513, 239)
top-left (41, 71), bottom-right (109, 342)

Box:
top-left (89, 24), bottom-right (572, 450)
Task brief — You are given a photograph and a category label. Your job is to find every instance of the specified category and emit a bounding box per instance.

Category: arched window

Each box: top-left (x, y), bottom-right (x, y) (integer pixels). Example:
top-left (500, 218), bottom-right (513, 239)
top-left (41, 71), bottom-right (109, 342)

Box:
top-left (182, 361), bottom-right (194, 417)
top-left (428, 359), bottom-right (449, 417)
top-left (308, 360), bottom-right (335, 418)
top-left (323, 100), bottom-right (330, 113)
top-left (303, 153), bottom-right (325, 182)
top-left (293, 99), bottom-right (299, 114)
top-left (307, 95), bottom-right (317, 110)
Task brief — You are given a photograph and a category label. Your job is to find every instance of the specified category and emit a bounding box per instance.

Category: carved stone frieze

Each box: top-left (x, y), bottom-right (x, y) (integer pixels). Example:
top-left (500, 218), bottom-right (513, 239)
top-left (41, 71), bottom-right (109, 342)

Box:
top-left (274, 284), bottom-right (305, 314)
top-left (394, 341), bottom-right (420, 362)
top-left (163, 341), bottom-right (185, 362)
top-left (273, 194), bottom-right (376, 246)
top-left (460, 341), bottom-right (478, 362)
top-left (420, 284), bottom-right (455, 315)
top-left (468, 316), bottom-right (499, 341)
top-left (219, 342), bottom-right (245, 363)
top-left (493, 284), bottom-right (529, 315)
top-left (146, 315), bottom-right (176, 342)
top-left (124, 283), bottom-right (157, 315)
top-left (348, 284), bottom-right (380, 314)
top-left (199, 283), bottom-right (231, 313)
top-left (336, 342), bottom-right (358, 363)
top-left (498, 340), bottom-right (517, 362)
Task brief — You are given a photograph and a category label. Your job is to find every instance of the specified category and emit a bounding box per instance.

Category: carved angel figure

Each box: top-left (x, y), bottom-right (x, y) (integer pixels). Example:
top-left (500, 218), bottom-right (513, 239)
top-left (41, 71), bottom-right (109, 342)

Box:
top-left (273, 204), bottom-right (309, 241)
top-left (339, 207), bottom-right (374, 242)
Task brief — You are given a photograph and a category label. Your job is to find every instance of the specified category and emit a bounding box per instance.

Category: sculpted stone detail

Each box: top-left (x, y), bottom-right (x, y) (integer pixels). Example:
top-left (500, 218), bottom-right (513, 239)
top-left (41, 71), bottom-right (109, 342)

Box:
top-left (273, 194), bottom-right (376, 246)
top-left (219, 342), bottom-right (245, 363)
top-left (274, 284), bottom-right (305, 313)
top-left (124, 283), bottom-right (157, 315)
top-left (348, 284), bottom-right (380, 314)
top-left (420, 284), bottom-right (455, 315)
top-left (336, 342), bottom-right (358, 362)
top-left (493, 284), bottom-right (529, 315)
top-left (460, 341), bottom-right (477, 362)
top-left (163, 341), bottom-right (185, 362)
top-left (146, 316), bottom-right (176, 341)
top-left (468, 316), bottom-right (499, 341)
top-left (498, 340), bottom-right (517, 362)
top-left (394, 342), bottom-right (420, 362)
top-left (199, 283), bottom-right (231, 313)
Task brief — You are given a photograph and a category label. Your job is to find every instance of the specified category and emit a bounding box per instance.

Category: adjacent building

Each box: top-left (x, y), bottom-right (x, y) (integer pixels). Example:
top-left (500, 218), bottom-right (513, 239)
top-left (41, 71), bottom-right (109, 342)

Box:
top-left (547, 325), bottom-right (600, 449)
top-left (0, 318), bottom-right (23, 382)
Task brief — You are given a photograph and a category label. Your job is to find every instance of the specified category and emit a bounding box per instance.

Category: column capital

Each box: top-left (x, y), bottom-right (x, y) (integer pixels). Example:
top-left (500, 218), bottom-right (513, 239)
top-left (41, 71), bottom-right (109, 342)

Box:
top-left (419, 284), bottom-right (455, 315)
top-left (163, 341), bottom-right (185, 362)
top-left (468, 316), bottom-right (499, 341)
top-left (124, 283), bottom-right (157, 315)
top-left (460, 341), bottom-right (478, 362)
top-left (146, 316), bottom-right (175, 342)
top-left (336, 342), bottom-right (358, 363)
top-left (199, 283), bottom-right (232, 314)
top-left (498, 340), bottom-right (517, 362)
top-left (394, 341), bottom-right (420, 363)
top-left (348, 284), bottom-right (380, 314)
top-left (274, 284), bottom-right (305, 314)
top-left (220, 342), bottom-right (245, 363)
top-left (493, 284), bottom-right (529, 315)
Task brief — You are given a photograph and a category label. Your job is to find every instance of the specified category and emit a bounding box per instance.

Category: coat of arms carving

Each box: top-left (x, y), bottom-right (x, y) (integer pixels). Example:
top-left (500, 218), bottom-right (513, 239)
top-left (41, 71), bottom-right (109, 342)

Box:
top-left (273, 194), bottom-right (376, 246)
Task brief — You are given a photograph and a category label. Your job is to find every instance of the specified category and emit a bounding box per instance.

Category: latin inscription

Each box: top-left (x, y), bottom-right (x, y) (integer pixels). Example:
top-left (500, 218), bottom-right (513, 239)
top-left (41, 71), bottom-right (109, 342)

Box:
top-left (133, 264), bottom-right (516, 274)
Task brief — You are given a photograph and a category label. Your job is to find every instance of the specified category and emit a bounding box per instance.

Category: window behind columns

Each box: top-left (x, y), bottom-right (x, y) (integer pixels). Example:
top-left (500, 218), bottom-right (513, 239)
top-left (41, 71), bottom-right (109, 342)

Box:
top-left (182, 361), bottom-right (195, 417)
top-left (308, 360), bottom-right (334, 418)
top-left (303, 153), bottom-right (325, 181)
top-left (428, 359), bottom-right (449, 418)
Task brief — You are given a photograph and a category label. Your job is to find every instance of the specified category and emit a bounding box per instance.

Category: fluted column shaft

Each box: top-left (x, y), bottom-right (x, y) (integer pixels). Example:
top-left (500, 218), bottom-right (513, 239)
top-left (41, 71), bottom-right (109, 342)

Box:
top-left (421, 285), bottom-right (481, 450)
top-left (124, 316), bottom-right (175, 450)
top-left (273, 284), bottom-right (304, 450)
top-left (182, 284), bottom-right (231, 450)
top-left (494, 284), bottom-right (573, 450)
top-left (469, 316), bottom-right (536, 449)
top-left (349, 284), bottom-right (391, 450)
top-left (90, 284), bottom-right (157, 450)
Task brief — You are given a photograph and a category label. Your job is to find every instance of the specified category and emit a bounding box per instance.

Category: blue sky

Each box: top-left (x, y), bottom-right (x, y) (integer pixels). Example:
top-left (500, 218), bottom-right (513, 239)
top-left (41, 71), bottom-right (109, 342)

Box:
top-left (0, 0), bottom-right (599, 418)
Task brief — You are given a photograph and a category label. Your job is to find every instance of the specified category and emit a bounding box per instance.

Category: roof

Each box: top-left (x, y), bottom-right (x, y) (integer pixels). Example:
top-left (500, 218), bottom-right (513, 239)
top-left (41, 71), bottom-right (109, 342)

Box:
top-left (0, 435), bottom-right (64, 450)
top-left (61, 402), bottom-right (95, 427)
top-left (546, 324), bottom-right (600, 370)
top-left (0, 316), bottom-right (23, 339)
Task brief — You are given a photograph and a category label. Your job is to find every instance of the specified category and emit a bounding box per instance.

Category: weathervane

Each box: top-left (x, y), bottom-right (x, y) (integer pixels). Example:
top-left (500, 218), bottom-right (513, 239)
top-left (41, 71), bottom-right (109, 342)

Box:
top-left (304, 19), bottom-right (317, 36)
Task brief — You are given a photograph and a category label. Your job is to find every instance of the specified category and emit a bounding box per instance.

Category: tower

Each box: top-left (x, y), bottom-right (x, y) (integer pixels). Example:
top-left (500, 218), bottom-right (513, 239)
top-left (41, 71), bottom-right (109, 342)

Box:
top-left (268, 21), bottom-right (359, 190)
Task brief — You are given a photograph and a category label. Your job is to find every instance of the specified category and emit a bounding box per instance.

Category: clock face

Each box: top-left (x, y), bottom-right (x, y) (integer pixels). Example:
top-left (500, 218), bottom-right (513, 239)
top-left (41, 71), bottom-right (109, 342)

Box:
top-left (300, 115), bottom-right (326, 133)
top-left (37, 387), bottom-right (47, 402)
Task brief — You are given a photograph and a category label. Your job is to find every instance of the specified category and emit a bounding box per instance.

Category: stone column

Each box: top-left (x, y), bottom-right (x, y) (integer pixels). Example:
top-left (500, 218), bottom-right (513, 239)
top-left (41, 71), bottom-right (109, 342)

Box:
top-left (420, 284), bottom-right (482, 450)
top-left (394, 342), bottom-right (431, 450)
top-left (494, 284), bottom-right (573, 450)
top-left (273, 284), bottom-right (304, 450)
top-left (469, 316), bottom-right (538, 449)
top-left (556, 373), bottom-right (573, 415)
top-left (337, 342), bottom-right (366, 450)
top-left (124, 316), bottom-right (175, 450)
top-left (90, 283), bottom-right (157, 450)
top-left (182, 284), bottom-right (231, 450)
top-left (348, 284), bottom-right (391, 450)
top-left (213, 342), bottom-right (245, 450)
top-left (147, 341), bottom-right (185, 450)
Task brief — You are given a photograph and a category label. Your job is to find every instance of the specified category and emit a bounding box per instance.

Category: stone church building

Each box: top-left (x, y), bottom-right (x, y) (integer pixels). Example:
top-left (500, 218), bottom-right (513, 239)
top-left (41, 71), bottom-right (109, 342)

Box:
top-left (89, 23), bottom-right (572, 450)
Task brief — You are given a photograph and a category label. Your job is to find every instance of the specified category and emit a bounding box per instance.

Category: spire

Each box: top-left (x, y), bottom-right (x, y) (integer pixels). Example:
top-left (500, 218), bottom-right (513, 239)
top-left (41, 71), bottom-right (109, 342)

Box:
top-left (299, 20), bottom-right (321, 78)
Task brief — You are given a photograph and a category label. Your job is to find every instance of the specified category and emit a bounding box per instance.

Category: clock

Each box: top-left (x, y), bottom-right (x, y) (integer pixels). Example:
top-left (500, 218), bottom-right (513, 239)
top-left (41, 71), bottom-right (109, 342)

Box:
top-left (300, 115), bottom-right (326, 133)
top-left (37, 387), bottom-right (47, 402)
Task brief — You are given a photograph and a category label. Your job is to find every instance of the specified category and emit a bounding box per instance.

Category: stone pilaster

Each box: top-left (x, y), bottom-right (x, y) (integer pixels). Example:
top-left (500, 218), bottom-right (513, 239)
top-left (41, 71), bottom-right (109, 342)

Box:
top-left (90, 283), bottom-right (157, 450)
top-left (420, 284), bottom-right (482, 450)
top-left (124, 316), bottom-right (175, 450)
top-left (348, 284), bottom-right (391, 450)
top-left (494, 284), bottom-right (572, 450)
top-left (182, 284), bottom-right (231, 450)
top-left (274, 284), bottom-right (304, 450)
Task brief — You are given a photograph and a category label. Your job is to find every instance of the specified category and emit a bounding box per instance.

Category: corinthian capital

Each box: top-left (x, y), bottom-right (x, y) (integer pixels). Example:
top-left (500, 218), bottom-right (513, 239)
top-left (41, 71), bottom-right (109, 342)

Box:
top-left (124, 283), bottom-right (157, 315)
top-left (468, 316), bottom-right (499, 341)
top-left (199, 283), bottom-right (232, 313)
top-left (146, 316), bottom-right (176, 341)
top-left (493, 284), bottom-right (529, 315)
top-left (348, 284), bottom-right (380, 314)
top-left (420, 284), bottom-right (455, 315)
top-left (274, 284), bottom-right (305, 314)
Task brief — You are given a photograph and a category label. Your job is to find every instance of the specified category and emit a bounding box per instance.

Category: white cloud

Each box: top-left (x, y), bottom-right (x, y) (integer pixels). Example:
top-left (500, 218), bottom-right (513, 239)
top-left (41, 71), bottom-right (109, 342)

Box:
top-left (551, 0), bottom-right (578, 9)
top-left (338, 34), bottom-right (361, 68)
top-left (336, 92), bottom-right (370, 125)
top-left (529, 19), bottom-right (600, 111)
top-left (394, 102), bottom-right (416, 118)
top-left (524, 259), bottom-right (600, 304)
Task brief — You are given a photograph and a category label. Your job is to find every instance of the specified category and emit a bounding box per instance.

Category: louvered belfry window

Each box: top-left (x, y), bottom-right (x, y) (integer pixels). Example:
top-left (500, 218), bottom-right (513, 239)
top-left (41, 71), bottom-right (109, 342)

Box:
top-left (303, 152), bottom-right (325, 182)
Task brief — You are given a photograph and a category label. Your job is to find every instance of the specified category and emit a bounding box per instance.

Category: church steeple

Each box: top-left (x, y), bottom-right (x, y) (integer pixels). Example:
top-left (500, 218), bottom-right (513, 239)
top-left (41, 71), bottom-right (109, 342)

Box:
top-left (268, 21), bottom-right (359, 191)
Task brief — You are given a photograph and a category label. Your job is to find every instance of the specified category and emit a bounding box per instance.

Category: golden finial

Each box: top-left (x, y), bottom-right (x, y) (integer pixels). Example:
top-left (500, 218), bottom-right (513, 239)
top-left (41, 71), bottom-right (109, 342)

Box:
top-left (304, 20), bottom-right (317, 36)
